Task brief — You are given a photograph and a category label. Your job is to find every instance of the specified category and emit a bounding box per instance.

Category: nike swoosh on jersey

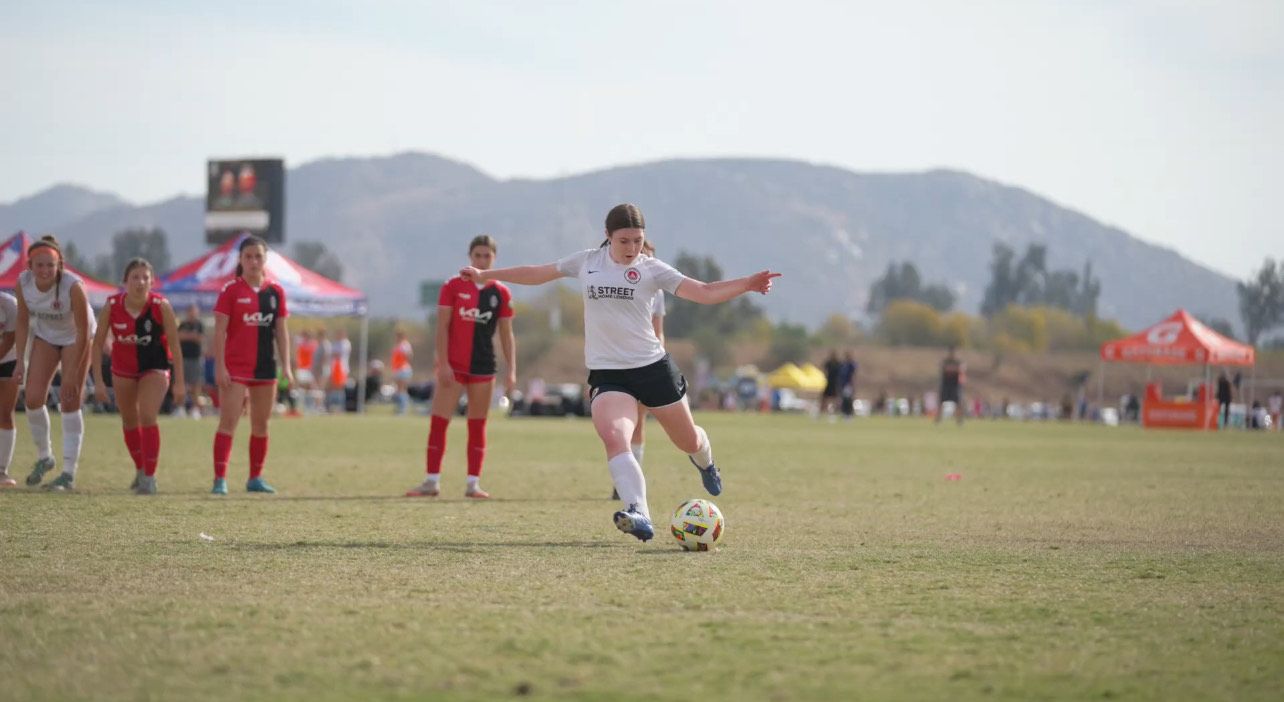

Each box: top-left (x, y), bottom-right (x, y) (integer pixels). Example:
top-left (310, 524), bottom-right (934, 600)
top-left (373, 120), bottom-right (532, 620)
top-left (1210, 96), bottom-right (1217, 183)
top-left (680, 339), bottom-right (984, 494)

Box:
top-left (587, 270), bottom-right (598, 274)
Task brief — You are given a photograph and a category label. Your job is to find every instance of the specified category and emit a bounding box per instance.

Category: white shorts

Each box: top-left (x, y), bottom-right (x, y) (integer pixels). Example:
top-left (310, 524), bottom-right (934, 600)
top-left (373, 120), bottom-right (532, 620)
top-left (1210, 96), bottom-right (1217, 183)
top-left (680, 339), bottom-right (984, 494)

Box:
top-left (393, 367), bottom-right (413, 382)
top-left (296, 369), bottom-right (316, 385)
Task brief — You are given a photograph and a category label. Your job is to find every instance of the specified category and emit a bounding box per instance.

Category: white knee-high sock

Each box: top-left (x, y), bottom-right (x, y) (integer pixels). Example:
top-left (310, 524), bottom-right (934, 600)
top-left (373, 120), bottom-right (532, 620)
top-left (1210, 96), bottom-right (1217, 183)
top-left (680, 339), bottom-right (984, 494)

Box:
top-left (607, 452), bottom-right (649, 519)
top-left (27, 406), bottom-right (52, 460)
top-left (630, 442), bottom-right (645, 468)
top-left (0, 428), bottom-right (14, 472)
top-left (61, 409), bottom-right (84, 477)
top-left (688, 425), bottom-right (714, 469)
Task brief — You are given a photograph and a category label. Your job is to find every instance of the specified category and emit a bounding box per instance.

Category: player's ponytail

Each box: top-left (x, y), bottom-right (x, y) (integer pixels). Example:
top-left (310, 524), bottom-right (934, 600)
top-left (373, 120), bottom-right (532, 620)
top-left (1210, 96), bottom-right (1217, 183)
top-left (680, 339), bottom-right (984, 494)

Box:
top-left (235, 234), bottom-right (269, 278)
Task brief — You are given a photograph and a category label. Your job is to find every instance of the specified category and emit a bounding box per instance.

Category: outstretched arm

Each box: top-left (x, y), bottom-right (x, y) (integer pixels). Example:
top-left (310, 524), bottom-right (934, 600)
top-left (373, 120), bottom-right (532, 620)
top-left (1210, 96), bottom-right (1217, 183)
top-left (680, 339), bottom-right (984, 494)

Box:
top-left (460, 264), bottom-right (563, 286)
top-left (675, 270), bottom-right (781, 305)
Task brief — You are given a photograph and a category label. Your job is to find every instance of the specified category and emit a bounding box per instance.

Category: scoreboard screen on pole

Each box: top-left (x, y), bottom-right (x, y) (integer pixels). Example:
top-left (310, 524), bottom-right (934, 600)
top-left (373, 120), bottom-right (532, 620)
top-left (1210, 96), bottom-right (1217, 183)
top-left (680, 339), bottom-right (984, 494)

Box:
top-left (205, 158), bottom-right (285, 244)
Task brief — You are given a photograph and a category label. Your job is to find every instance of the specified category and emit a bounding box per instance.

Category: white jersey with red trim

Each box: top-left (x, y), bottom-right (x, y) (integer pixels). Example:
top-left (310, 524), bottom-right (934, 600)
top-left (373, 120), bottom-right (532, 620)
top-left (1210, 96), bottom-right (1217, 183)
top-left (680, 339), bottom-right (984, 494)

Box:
top-left (555, 248), bottom-right (686, 370)
top-left (19, 269), bottom-right (96, 346)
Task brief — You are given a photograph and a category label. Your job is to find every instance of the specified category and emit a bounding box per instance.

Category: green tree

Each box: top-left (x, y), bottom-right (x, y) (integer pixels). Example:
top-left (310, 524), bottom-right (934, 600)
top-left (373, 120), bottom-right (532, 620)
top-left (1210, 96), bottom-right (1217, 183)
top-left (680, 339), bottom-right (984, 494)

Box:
top-left (867, 261), bottom-right (955, 315)
top-left (980, 243), bottom-right (1019, 317)
top-left (877, 300), bottom-right (944, 346)
top-left (982, 243), bottom-right (1100, 318)
top-left (62, 241), bottom-right (95, 277)
top-left (1236, 258), bottom-right (1283, 345)
top-left (103, 227), bottom-right (171, 280)
top-left (292, 241), bottom-right (344, 282)
top-left (765, 322), bottom-right (811, 367)
top-left (665, 251), bottom-right (764, 340)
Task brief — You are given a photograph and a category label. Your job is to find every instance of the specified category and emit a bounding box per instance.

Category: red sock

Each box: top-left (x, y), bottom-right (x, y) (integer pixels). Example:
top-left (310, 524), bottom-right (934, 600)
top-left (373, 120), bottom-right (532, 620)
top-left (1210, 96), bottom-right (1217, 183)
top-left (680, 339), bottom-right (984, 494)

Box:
top-left (140, 425), bottom-right (160, 476)
top-left (426, 415), bottom-right (449, 475)
top-left (466, 418), bottom-right (487, 477)
top-left (249, 435), bottom-right (268, 479)
top-left (213, 432), bottom-right (233, 479)
top-left (123, 427), bottom-right (144, 471)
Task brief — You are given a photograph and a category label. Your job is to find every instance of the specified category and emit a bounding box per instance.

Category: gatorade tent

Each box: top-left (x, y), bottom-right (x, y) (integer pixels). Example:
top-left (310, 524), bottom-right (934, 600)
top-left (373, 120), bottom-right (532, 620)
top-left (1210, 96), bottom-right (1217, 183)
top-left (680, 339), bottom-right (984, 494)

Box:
top-left (157, 234), bottom-right (372, 409)
top-left (0, 231), bottom-right (118, 305)
top-left (1098, 309), bottom-right (1256, 429)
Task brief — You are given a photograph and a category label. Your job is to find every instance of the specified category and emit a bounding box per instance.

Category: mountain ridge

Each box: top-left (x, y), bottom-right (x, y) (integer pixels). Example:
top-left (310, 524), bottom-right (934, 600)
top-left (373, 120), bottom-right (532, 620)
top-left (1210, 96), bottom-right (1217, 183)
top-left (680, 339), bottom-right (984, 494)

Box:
top-left (0, 152), bottom-right (1240, 331)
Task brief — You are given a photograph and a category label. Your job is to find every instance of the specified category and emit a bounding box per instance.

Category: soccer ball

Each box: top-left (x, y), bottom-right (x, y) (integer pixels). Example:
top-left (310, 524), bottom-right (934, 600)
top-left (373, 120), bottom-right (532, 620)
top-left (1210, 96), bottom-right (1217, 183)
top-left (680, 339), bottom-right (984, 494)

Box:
top-left (670, 499), bottom-right (725, 551)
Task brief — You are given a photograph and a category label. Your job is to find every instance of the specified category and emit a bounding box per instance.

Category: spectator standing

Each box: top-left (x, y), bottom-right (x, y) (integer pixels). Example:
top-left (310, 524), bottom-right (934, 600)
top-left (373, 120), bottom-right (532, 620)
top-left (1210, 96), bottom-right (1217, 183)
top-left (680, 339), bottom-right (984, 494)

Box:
top-left (820, 350), bottom-right (841, 418)
top-left (326, 328), bottom-right (352, 412)
top-left (1216, 370), bottom-right (1233, 428)
top-left (176, 304), bottom-right (205, 418)
top-left (936, 346), bottom-right (965, 425)
top-left (390, 329), bottom-right (413, 415)
top-left (837, 351), bottom-right (858, 419)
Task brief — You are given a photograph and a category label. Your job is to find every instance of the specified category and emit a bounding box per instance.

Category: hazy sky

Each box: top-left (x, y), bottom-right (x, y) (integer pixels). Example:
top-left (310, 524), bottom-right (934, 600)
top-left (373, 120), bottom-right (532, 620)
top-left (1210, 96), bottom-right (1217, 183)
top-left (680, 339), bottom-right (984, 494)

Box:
top-left (2, 1), bottom-right (1281, 278)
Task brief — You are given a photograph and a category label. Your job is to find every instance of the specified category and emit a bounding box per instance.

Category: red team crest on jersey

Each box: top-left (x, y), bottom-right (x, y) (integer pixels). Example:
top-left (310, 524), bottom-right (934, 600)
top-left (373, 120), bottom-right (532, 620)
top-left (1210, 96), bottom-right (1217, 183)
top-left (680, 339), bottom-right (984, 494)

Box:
top-left (625, 267), bottom-right (641, 284)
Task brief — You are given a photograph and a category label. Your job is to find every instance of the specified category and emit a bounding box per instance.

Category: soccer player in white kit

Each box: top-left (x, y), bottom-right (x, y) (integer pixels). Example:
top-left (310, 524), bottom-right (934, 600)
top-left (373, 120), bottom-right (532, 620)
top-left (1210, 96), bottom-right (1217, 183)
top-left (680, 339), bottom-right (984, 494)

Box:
top-left (459, 204), bottom-right (780, 541)
top-left (0, 292), bottom-right (20, 488)
top-left (13, 236), bottom-right (97, 491)
top-left (612, 239), bottom-right (666, 501)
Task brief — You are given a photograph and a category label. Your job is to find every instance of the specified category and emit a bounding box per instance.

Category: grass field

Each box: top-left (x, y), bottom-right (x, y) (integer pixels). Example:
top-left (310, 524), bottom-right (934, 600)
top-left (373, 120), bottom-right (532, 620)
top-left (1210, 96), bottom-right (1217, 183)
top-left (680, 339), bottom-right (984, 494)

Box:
top-left (1, 411), bottom-right (1281, 701)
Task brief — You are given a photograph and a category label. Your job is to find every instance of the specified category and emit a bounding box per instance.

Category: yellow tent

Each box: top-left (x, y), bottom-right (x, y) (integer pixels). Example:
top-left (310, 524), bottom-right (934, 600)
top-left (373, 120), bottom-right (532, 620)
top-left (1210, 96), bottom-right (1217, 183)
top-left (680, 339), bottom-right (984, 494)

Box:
top-left (798, 363), bottom-right (830, 389)
top-left (767, 363), bottom-right (826, 392)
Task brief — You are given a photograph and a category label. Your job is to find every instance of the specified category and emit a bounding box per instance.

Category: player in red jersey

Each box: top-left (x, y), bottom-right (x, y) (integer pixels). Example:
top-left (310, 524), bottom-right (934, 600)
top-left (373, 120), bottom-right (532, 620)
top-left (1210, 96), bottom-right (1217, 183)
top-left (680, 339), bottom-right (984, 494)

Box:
top-left (91, 259), bottom-right (185, 494)
top-left (210, 235), bottom-right (293, 495)
top-left (405, 235), bottom-right (516, 499)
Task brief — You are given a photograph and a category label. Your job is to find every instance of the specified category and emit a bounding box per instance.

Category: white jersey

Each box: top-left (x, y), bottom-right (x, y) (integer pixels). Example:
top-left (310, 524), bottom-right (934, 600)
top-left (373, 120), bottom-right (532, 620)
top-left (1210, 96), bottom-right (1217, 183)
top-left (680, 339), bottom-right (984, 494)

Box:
top-left (651, 290), bottom-right (666, 318)
top-left (19, 269), bottom-right (96, 346)
top-left (555, 247), bottom-right (686, 370)
top-left (0, 292), bottom-right (17, 363)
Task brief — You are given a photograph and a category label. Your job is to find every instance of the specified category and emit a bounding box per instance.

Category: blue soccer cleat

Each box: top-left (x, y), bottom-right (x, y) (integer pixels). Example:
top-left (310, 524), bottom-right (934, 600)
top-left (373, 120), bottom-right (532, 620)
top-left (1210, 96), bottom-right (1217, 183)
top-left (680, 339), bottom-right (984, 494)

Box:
top-left (211, 478), bottom-right (228, 495)
top-left (613, 505), bottom-right (654, 542)
top-left (245, 477), bottom-right (276, 494)
top-left (689, 457), bottom-right (722, 496)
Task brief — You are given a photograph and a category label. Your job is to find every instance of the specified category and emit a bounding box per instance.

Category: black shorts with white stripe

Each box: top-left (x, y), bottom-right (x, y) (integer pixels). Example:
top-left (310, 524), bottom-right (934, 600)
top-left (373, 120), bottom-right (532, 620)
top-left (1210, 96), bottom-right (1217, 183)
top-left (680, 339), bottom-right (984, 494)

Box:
top-left (588, 353), bottom-right (687, 408)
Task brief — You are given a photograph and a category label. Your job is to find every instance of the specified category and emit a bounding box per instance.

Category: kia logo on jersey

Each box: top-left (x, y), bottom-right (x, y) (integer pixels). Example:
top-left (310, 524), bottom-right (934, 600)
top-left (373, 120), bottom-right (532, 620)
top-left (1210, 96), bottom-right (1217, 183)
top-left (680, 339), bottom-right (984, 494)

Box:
top-left (117, 334), bottom-right (152, 346)
top-left (243, 311), bottom-right (275, 326)
top-left (458, 307), bottom-right (494, 324)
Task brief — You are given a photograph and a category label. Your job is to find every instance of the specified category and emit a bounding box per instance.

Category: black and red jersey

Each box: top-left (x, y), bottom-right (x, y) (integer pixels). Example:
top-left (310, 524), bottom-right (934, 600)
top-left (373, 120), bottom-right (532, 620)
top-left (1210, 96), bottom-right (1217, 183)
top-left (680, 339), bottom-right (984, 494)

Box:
top-left (439, 277), bottom-right (513, 376)
top-left (215, 278), bottom-right (288, 381)
top-left (107, 292), bottom-right (172, 377)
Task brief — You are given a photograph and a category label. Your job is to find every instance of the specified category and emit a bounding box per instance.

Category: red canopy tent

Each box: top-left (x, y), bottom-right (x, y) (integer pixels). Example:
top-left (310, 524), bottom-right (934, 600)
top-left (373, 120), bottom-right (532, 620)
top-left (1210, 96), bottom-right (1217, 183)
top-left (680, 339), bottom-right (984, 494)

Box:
top-left (157, 233), bottom-right (372, 410)
top-left (0, 231), bottom-right (118, 305)
top-left (1099, 309), bottom-right (1255, 429)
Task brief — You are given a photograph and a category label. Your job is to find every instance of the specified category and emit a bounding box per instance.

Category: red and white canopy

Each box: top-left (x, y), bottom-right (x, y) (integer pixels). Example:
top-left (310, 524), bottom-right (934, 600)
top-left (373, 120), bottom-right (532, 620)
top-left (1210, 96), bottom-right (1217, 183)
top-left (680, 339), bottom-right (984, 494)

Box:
top-left (158, 234), bottom-right (367, 317)
top-left (1100, 309), bottom-right (1255, 366)
top-left (0, 231), bottom-right (119, 305)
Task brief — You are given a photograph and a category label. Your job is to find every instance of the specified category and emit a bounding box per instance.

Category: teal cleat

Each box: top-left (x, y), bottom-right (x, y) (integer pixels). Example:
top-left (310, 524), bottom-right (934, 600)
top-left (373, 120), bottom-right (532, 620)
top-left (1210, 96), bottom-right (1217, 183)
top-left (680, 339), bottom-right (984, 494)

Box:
top-left (42, 472), bottom-right (75, 492)
top-left (245, 477), bottom-right (276, 494)
top-left (211, 478), bottom-right (228, 495)
top-left (26, 457), bottom-right (56, 486)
